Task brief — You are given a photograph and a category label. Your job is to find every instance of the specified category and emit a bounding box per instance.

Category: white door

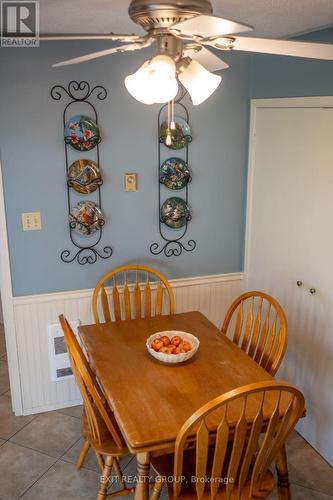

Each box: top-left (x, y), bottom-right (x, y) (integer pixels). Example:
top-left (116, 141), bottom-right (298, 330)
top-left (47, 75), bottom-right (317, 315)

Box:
top-left (246, 99), bottom-right (333, 465)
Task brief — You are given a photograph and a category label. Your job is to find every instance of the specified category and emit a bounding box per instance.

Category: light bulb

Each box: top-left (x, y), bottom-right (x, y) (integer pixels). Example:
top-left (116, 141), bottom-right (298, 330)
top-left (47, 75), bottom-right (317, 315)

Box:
top-left (125, 55), bottom-right (178, 105)
top-left (147, 55), bottom-right (178, 103)
top-left (148, 70), bottom-right (178, 103)
top-left (149, 55), bottom-right (176, 74)
top-left (179, 60), bottom-right (222, 106)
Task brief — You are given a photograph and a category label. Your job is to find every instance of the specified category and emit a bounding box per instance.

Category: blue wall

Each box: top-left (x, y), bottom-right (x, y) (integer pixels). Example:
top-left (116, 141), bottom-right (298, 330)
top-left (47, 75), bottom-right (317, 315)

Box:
top-left (0, 42), bottom-right (251, 295)
top-left (251, 28), bottom-right (333, 98)
top-left (1, 28), bottom-right (332, 296)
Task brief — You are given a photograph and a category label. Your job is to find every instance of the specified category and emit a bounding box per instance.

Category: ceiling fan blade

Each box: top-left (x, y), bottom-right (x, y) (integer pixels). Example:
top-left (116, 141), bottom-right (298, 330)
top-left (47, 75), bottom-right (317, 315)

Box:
top-left (52, 39), bottom-right (154, 67)
top-left (232, 36), bottom-right (333, 60)
top-left (41, 33), bottom-right (145, 42)
top-left (41, 33), bottom-right (143, 42)
top-left (170, 14), bottom-right (253, 39)
top-left (184, 46), bottom-right (229, 72)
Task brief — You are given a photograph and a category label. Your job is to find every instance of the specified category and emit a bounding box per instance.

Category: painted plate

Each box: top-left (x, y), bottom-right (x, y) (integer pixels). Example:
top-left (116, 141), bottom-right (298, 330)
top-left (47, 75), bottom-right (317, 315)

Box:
top-left (160, 116), bottom-right (192, 150)
top-left (69, 201), bottom-right (105, 236)
top-left (67, 159), bottom-right (103, 194)
top-left (160, 157), bottom-right (191, 190)
top-left (160, 197), bottom-right (192, 229)
top-left (64, 115), bottom-right (101, 151)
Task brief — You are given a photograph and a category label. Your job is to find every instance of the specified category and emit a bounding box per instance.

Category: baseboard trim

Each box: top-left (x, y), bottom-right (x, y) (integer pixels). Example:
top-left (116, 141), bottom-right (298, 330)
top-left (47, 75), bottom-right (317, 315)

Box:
top-left (21, 399), bottom-right (83, 417)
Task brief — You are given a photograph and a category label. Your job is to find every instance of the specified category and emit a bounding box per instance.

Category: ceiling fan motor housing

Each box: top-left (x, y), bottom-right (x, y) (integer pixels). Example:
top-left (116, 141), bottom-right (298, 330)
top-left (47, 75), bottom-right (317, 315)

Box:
top-left (129, 0), bottom-right (213, 31)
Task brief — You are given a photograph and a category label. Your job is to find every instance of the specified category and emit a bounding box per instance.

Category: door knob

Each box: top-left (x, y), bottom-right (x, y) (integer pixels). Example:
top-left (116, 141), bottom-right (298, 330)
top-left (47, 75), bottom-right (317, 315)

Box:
top-left (309, 288), bottom-right (316, 295)
top-left (296, 281), bottom-right (303, 287)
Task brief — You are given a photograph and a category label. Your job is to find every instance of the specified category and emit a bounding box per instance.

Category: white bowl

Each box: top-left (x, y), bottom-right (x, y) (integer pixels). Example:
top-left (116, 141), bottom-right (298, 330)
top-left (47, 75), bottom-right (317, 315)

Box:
top-left (146, 330), bottom-right (200, 364)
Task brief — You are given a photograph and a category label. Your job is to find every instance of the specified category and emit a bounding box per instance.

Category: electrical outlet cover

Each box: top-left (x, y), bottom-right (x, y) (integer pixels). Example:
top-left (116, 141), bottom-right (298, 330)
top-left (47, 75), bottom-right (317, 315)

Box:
top-left (22, 212), bottom-right (42, 231)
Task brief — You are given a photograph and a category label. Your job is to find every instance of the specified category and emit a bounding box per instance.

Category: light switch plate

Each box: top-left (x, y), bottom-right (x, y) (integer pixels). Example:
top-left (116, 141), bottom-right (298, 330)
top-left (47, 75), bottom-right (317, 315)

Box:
top-left (124, 173), bottom-right (137, 192)
top-left (22, 212), bottom-right (42, 231)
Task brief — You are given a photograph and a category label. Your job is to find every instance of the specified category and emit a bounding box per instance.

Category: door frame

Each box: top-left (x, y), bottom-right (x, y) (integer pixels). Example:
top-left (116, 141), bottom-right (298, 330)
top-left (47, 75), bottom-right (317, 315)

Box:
top-left (244, 96), bottom-right (333, 287)
top-left (0, 159), bottom-right (23, 414)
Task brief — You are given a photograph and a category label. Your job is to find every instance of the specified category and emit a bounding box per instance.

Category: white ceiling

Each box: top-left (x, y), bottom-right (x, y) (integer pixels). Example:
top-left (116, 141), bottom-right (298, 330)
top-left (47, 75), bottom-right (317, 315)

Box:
top-left (40, 0), bottom-right (333, 38)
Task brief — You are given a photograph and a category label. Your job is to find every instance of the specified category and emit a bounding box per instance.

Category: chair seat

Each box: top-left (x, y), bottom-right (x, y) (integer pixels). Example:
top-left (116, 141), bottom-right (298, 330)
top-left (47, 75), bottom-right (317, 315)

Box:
top-left (151, 448), bottom-right (275, 499)
top-left (82, 407), bottom-right (128, 457)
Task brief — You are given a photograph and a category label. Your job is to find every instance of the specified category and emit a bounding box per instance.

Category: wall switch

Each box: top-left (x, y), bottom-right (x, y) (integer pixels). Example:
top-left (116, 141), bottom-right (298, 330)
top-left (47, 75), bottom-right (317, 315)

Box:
top-left (22, 212), bottom-right (42, 231)
top-left (124, 173), bottom-right (137, 192)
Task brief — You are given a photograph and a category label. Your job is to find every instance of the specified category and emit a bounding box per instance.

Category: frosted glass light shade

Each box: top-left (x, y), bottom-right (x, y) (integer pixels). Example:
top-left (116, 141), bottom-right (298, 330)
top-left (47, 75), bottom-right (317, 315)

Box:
top-left (179, 60), bottom-right (222, 105)
top-left (124, 62), bottom-right (155, 105)
top-left (149, 71), bottom-right (178, 103)
top-left (125, 55), bottom-right (178, 105)
top-left (149, 55), bottom-right (176, 76)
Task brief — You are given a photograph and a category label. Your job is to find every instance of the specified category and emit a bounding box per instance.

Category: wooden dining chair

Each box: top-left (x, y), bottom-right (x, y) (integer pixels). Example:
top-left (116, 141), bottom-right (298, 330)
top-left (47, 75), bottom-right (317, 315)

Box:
top-left (92, 264), bottom-right (175, 323)
top-left (221, 291), bottom-right (288, 377)
top-left (59, 315), bottom-right (134, 500)
top-left (151, 380), bottom-right (305, 500)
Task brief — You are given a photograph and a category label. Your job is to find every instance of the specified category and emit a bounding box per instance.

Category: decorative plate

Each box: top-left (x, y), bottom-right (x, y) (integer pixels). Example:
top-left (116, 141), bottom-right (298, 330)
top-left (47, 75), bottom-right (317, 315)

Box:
top-left (160, 157), bottom-right (191, 190)
top-left (146, 331), bottom-right (200, 364)
top-left (64, 115), bottom-right (101, 151)
top-left (160, 116), bottom-right (192, 150)
top-left (69, 201), bottom-right (105, 236)
top-left (160, 197), bottom-right (192, 229)
top-left (67, 159), bottom-right (103, 194)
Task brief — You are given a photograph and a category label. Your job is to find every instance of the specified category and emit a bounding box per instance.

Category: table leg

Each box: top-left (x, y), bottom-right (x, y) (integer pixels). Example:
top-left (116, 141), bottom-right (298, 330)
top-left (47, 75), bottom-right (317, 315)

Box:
top-left (134, 452), bottom-right (151, 500)
top-left (276, 443), bottom-right (290, 500)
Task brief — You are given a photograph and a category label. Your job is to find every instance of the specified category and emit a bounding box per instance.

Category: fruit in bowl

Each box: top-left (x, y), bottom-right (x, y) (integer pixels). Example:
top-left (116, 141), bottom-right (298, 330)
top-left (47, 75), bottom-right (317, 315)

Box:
top-left (146, 331), bottom-right (200, 364)
top-left (160, 345), bottom-right (176, 354)
top-left (150, 335), bottom-right (192, 355)
top-left (178, 340), bottom-right (192, 352)
top-left (171, 335), bottom-right (182, 347)
top-left (151, 338), bottom-right (164, 352)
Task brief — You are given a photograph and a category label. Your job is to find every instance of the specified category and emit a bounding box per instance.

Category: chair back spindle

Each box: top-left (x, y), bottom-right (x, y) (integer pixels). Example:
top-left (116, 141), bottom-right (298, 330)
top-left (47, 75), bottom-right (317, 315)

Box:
top-left (92, 265), bottom-right (175, 324)
top-left (173, 381), bottom-right (305, 499)
top-left (221, 292), bottom-right (287, 375)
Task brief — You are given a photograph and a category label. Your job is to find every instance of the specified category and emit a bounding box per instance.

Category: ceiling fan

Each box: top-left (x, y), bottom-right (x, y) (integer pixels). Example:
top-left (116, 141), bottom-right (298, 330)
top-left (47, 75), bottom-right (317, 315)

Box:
top-left (42, 0), bottom-right (333, 106)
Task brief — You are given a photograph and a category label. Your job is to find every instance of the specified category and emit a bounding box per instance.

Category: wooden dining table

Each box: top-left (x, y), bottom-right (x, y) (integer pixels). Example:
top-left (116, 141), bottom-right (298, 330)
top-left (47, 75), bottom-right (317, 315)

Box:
top-left (78, 311), bottom-right (290, 500)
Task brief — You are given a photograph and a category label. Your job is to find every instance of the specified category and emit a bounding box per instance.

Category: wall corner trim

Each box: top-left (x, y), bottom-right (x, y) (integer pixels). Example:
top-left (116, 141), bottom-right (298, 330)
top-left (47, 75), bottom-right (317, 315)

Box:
top-left (0, 160), bottom-right (23, 415)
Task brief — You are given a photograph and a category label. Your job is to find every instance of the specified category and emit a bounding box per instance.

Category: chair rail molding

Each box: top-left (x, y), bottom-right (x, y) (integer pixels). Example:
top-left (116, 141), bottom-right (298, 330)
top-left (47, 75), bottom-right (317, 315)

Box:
top-left (13, 272), bottom-right (243, 305)
top-left (12, 272), bottom-right (243, 415)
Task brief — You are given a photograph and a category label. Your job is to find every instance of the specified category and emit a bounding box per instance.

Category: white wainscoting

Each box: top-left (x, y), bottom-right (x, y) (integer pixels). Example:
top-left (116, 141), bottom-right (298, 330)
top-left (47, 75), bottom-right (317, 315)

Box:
top-left (12, 272), bottom-right (243, 416)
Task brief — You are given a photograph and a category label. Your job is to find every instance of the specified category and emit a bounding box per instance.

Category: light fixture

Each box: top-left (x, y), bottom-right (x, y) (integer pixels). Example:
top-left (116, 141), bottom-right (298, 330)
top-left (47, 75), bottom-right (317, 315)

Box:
top-left (124, 61), bottom-right (155, 105)
top-left (125, 55), bottom-right (179, 105)
top-left (125, 52), bottom-right (222, 106)
top-left (178, 59), bottom-right (222, 106)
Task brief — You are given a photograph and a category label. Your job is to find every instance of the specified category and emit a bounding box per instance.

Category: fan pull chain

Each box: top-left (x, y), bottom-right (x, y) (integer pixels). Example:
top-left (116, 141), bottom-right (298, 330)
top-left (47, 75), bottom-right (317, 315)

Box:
top-left (165, 100), bottom-right (172, 146)
top-left (170, 99), bottom-right (175, 130)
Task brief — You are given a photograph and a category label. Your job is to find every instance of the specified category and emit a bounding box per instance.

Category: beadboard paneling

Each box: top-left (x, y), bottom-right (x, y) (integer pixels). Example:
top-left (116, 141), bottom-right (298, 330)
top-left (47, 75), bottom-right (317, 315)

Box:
top-left (13, 273), bottom-right (243, 415)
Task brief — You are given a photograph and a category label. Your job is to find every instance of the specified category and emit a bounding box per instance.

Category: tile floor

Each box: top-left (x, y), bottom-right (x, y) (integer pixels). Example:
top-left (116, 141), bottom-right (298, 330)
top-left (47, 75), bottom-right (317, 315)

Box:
top-left (0, 325), bottom-right (333, 499)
